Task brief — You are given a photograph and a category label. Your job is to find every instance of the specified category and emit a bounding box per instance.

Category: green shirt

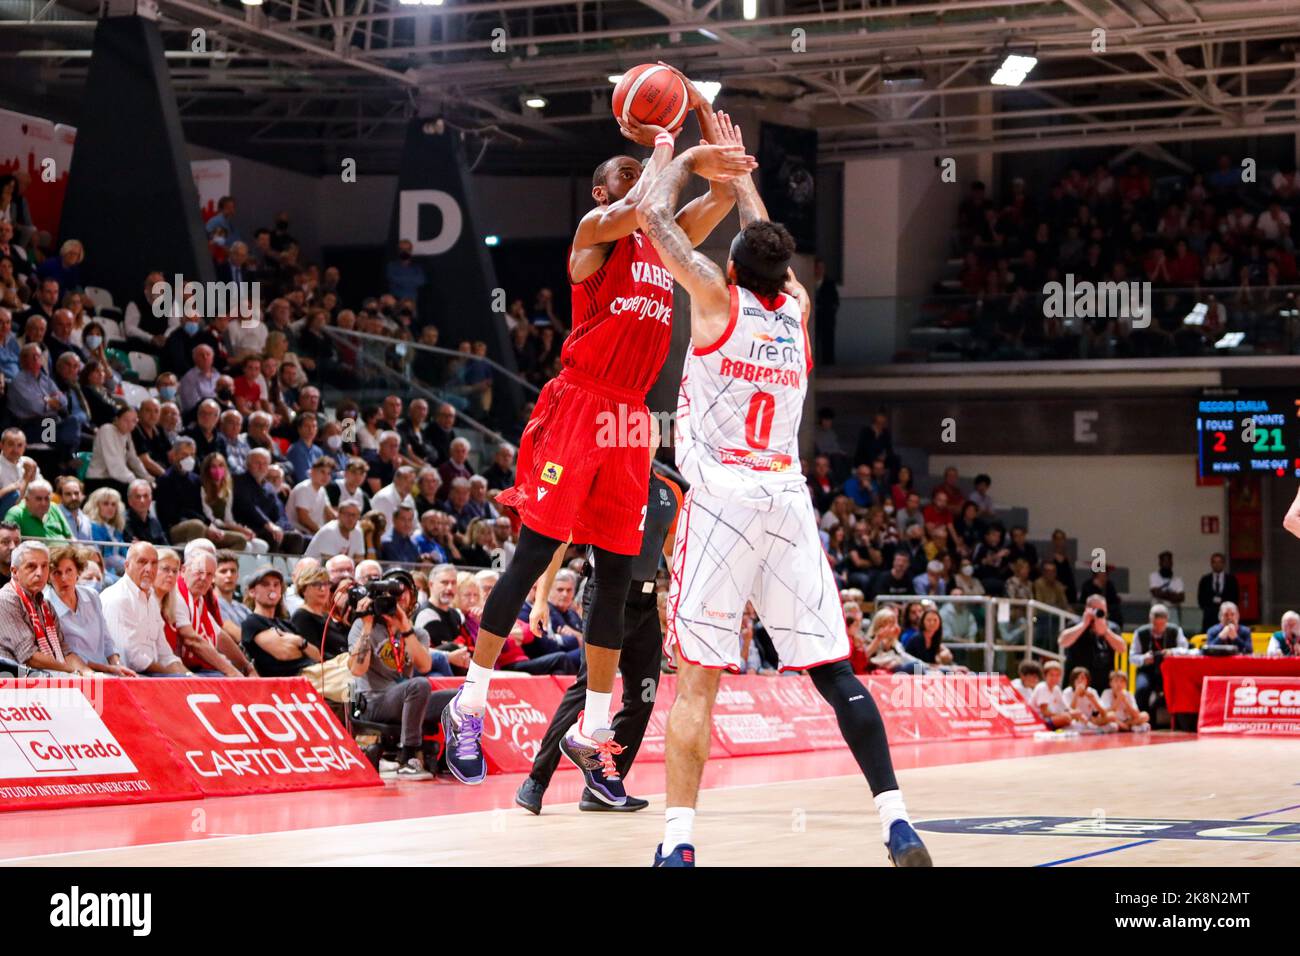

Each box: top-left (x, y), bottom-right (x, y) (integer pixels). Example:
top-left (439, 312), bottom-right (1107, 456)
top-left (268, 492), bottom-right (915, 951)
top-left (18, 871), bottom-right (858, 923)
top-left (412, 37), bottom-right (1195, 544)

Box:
top-left (4, 501), bottom-right (72, 540)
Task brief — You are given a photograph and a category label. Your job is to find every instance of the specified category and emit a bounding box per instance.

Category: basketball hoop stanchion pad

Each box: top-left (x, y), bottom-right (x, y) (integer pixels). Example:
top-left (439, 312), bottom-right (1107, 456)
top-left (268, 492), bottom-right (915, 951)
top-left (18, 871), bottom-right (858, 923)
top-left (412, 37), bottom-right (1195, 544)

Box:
top-left (0, 677), bottom-right (378, 813)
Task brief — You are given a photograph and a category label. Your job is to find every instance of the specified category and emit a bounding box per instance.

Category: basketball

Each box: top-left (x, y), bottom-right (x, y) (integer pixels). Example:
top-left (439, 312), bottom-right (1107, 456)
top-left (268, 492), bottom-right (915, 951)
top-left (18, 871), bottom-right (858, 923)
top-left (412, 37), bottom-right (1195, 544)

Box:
top-left (612, 63), bottom-right (689, 132)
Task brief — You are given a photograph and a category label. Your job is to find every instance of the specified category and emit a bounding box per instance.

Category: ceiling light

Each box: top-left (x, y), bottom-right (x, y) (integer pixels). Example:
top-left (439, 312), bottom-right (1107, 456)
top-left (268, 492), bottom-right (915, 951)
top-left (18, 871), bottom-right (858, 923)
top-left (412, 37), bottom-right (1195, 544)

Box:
top-left (742, 0), bottom-right (757, 20)
top-left (990, 53), bottom-right (1037, 87)
top-left (524, 95), bottom-right (547, 109)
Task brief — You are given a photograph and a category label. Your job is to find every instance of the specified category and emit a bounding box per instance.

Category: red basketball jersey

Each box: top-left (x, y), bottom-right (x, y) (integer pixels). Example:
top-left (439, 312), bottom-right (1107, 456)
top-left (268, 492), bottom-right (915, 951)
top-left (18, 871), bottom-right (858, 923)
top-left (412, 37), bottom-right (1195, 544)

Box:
top-left (565, 230), bottom-right (674, 396)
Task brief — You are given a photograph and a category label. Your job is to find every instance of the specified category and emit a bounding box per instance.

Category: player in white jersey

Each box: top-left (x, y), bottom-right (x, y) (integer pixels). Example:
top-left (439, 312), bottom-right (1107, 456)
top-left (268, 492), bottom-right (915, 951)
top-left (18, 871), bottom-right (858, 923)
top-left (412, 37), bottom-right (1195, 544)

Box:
top-left (635, 111), bottom-right (931, 868)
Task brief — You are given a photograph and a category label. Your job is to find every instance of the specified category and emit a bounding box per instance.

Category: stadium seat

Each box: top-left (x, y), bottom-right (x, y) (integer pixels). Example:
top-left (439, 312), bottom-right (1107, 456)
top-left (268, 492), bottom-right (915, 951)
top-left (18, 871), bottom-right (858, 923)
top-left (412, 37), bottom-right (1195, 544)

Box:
top-left (0, 656), bottom-right (20, 677)
top-left (127, 351), bottom-right (158, 383)
top-left (97, 317), bottom-right (124, 341)
top-left (83, 286), bottom-right (115, 312)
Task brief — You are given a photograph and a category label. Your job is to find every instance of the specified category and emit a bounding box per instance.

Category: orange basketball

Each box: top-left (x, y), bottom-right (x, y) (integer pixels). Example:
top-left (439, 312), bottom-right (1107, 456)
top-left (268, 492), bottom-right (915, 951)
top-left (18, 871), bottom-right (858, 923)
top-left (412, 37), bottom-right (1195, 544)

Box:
top-left (612, 63), bottom-right (689, 132)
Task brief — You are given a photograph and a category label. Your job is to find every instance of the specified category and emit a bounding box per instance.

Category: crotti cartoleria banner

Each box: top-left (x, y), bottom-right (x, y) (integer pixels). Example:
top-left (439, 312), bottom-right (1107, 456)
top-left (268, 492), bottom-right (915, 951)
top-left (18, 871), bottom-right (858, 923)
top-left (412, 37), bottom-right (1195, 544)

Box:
top-left (128, 678), bottom-right (378, 796)
top-left (1198, 676), bottom-right (1300, 736)
top-left (0, 678), bottom-right (199, 811)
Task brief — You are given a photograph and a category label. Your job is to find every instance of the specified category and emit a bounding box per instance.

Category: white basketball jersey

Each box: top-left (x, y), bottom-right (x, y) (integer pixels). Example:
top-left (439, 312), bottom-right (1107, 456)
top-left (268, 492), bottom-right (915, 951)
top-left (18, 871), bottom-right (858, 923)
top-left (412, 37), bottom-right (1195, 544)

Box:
top-left (675, 285), bottom-right (811, 506)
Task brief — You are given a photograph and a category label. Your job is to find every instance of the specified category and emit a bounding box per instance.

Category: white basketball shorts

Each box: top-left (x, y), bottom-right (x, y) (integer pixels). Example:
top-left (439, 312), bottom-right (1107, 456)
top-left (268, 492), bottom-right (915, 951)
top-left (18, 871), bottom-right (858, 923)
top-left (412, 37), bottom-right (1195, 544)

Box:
top-left (665, 485), bottom-right (850, 672)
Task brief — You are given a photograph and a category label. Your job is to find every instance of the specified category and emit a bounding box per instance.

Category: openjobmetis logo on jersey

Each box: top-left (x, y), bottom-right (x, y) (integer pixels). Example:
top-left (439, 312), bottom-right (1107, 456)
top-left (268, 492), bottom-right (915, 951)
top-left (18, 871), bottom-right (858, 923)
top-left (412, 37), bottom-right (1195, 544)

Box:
top-left (49, 886), bottom-right (151, 936)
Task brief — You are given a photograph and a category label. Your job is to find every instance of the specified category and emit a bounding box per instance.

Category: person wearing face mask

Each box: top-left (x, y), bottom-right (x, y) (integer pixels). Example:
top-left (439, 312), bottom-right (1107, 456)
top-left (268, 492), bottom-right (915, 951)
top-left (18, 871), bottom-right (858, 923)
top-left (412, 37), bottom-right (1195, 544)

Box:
top-left (79, 321), bottom-right (124, 389)
top-left (953, 560), bottom-right (985, 596)
top-left (154, 372), bottom-right (180, 405)
top-left (162, 310), bottom-right (207, 376)
top-left (199, 452), bottom-right (265, 553)
top-left (154, 437), bottom-right (246, 548)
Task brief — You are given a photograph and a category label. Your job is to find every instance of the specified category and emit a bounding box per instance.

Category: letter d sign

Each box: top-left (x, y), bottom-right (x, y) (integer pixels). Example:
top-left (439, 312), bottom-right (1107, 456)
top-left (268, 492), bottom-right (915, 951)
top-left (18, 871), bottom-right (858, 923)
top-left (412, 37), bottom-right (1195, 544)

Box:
top-left (399, 190), bottom-right (463, 256)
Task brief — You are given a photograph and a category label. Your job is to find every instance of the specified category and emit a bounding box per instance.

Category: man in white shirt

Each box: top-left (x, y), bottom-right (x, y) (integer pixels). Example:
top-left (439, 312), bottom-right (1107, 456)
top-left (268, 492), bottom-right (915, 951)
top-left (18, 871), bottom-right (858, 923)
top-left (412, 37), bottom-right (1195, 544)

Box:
top-left (1147, 550), bottom-right (1185, 629)
top-left (1256, 201), bottom-right (1292, 244)
top-left (304, 499), bottom-right (366, 560)
top-left (0, 427), bottom-right (40, 513)
top-left (287, 457), bottom-right (337, 535)
top-left (99, 541), bottom-right (188, 675)
top-left (371, 465), bottom-right (417, 525)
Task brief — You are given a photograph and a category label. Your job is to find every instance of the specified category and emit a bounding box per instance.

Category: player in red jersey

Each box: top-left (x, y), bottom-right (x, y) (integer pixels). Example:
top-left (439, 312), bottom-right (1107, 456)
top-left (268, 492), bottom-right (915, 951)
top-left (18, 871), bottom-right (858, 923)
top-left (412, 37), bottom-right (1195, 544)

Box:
top-left (441, 70), bottom-right (757, 800)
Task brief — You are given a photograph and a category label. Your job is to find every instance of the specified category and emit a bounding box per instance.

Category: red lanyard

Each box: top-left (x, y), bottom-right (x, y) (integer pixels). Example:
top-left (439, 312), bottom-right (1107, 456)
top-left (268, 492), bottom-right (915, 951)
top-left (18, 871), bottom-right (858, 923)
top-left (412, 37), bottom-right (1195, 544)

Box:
top-left (15, 585), bottom-right (63, 663)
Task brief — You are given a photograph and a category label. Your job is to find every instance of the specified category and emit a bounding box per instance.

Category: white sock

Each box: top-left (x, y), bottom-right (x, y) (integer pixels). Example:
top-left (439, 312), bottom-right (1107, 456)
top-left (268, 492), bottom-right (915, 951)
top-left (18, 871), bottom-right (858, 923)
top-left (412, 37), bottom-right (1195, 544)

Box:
top-left (874, 789), bottom-right (910, 844)
top-left (580, 690), bottom-right (613, 738)
top-left (663, 806), bottom-right (695, 854)
top-left (458, 661), bottom-right (493, 712)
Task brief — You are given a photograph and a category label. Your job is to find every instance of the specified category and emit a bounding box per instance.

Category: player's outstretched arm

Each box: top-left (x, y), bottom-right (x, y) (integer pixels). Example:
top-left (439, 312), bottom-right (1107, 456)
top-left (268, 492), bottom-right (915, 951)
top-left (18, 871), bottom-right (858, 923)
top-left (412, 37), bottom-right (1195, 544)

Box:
top-left (574, 124), bottom-right (676, 252)
top-left (713, 111), bottom-right (768, 227)
top-left (637, 147), bottom-right (753, 347)
top-left (1285, 484), bottom-right (1300, 539)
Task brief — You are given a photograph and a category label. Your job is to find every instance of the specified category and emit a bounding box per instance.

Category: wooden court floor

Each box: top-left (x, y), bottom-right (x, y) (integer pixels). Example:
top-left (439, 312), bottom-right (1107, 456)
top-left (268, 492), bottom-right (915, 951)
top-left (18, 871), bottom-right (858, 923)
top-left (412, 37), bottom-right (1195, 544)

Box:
top-left (5, 735), bottom-right (1298, 867)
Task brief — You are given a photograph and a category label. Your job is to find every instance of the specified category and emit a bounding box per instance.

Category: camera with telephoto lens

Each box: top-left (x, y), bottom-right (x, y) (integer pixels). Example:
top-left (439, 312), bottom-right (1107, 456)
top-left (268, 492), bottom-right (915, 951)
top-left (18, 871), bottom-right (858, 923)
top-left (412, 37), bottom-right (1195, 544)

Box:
top-left (345, 579), bottom-right (403, 617)
top-left (1093, 608), bottom-right (1106, 620)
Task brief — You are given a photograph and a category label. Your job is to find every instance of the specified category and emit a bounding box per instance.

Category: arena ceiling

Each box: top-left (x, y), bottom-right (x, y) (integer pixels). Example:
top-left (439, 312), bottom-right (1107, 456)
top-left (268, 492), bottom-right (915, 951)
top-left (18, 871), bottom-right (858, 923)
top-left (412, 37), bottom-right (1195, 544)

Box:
top-left (2, 0), bottom-right (1299, 175)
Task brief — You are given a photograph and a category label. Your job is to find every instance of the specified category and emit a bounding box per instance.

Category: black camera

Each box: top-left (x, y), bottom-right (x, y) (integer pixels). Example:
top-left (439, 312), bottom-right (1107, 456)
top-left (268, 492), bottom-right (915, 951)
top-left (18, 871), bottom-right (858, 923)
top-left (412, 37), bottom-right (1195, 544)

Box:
top-left (345, 579), bottom-right (404, 617)
top-left (1093, 608), bottom-right (1106, 620)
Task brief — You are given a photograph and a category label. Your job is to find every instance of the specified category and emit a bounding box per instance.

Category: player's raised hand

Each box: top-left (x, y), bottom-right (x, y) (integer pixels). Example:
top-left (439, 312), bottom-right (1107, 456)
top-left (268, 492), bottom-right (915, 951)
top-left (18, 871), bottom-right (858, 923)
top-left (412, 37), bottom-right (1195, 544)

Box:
top-left (617, 114), bottom-right (679, 148)
top-left (713, 111), bottom-right (743, 149)
top-left (783, 268), bottom-right (811, 316)
top-left (657, 61), bottom-right (710, 114)
top-left (687, 144), bottom-right (757, 182)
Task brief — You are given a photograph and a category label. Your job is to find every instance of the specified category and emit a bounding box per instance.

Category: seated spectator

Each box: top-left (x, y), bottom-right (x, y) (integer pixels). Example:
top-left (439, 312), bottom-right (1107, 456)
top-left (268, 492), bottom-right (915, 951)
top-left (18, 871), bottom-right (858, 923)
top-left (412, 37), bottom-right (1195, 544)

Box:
top-left (1011, 659), bottom-right (1042, 704)
top-left (100, 541), bottom-right (188, 675)
top-left (1032, 561), bottom-right (1070, 610)
top-left (0, 427), bottom-right (41, 514)
top-left (85, 405), bottom-right (151, 499)
top-left (895, 492), bottom-right (925, 535)
top-left (287, 456), bottom-right (338, 536)
top-left (1005, 526), bottom-right (1037, 571)
top-left (931, 466), bottom-right (964, 512)
top-left (327, 456), bottom-right (371, 513)
top-left (161, 312), bottom-right (205, 376)
top-left (155, 437), bottom-right (245, 548)
top-left (161, 548), bottom-right (244, 677)
top-left (903, 607), bottom-right (965, 671)
top-left (44, 544), bottom-right (133, 675)
top-left (518, 569), bottom-right (583, 673)
top-left (379, 504), bottom-right (420, 564)
top-left (199, 452), bottom-right (265, 553)
top-left (414, 563), bottom-right (466, 646)
top-left (398, 398), bottom-right (435, 466)
top-left (78, 359), bottom-right (119, 427)
top-left (972, 523), bottom-right (1011, 593)
top-left (325, 554), bottom-right (356, 587)
top-left (436, 437), bottom-right (474, 498)
top-left (1205, 601), bottom-right (1252, 654)
top-left (123, 479), bottom-right (168, 545)
top-left (1129, 603), bottom-right (1188, 716)
top-left (0, 540), bottom-right (95, 674)
top-left (84, 486), bottom-right (128, 578)
top-left (465, 475), bottom-right (499, 524)
top-left (413, 509), bottom-right (451, 564)
top-left (1101, 670), bottom-right (1150, 732)
top-left (1062, 667), bottom-right (1117, 733)
top-left (232, 448), bottom-right (306, 555)
top-left (285, 412), bottom-right (323, 485)
top-left (214, 550), bottom-right (250, 629)
top-left (952, 560), bottom-right (985, 596)
top-left (939, 588), bottom-right (979, 642)
top-left (184, 400), bottom-right (227, 462)
top-left (482, 443), bottom-right (515, 492)
top-left (912, 559), bottom-right (948, 596)
top-left (55, 476), bottom-right (94, 541)
top-left (862, 606), bottom-right (925, 675)
top-left (346, 573), bottom-right (443, 778)
top-left (842, 464), bottom-right (875, 509)
top-left (372, 465), bottom-right (417, 524)
top-left (1267, 611), bottom-right (1300, 657)
top-left (1030, 660), bottom-right (1074, 729)
top-left (130, 398), bottom-right (170, 480)
top-left (241, 565), bottom-right (318, 677)
top-left (122, 271), bottom-right (177, 352)
top-left (967, 473), bottom-right (993, 513)
top-left (440, 477), bottom-right (478, 534)
top-left (873, 552), bottom-right (915, 600)
top-left (364, 430), bottom-right (403, 493)
top-left (6, 480), bottom-right (72, 539)
top-left (289, 565), bottom-right (352, 659)
top-left (178, 344), bottom-right (220, 415)
top-left (242, 410), bottom-right (284, 465)
top-left (458, 517), bottom-right (499, 569)
top-left (304, 498), bottom-right (366, 561)
top-left (1003, 558), bottom-right (1033, 639)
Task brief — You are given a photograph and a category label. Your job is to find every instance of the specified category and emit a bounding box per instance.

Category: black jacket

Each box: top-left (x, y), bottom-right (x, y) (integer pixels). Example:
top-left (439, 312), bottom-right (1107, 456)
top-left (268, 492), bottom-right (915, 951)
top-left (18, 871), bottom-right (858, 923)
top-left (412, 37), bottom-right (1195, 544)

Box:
top-left (233, 471), bottom-right (286, 533)
top-left (155, 468), bottom-right (207, 531)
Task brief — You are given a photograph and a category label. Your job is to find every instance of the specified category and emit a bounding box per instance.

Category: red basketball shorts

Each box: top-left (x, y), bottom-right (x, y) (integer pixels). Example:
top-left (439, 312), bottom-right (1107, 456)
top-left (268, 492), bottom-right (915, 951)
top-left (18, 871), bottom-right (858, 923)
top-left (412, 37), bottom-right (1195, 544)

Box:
top-left (497, 367), bottom-right (653, 556)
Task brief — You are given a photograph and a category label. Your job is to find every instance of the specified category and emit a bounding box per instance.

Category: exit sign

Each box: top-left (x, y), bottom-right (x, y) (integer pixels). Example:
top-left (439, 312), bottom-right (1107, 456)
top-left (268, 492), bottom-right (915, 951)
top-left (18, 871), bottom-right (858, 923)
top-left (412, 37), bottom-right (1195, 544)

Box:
top-left (1201, 516), bottom-right (1220, 534)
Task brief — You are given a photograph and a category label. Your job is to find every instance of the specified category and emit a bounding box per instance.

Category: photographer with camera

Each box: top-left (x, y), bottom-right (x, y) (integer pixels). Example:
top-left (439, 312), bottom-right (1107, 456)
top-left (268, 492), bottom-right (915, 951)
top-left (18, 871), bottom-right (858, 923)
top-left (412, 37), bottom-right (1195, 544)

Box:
top-left (346, 569), bottom-right (447, 777)
top-left (1058, 593), bottom-right (1127, 692)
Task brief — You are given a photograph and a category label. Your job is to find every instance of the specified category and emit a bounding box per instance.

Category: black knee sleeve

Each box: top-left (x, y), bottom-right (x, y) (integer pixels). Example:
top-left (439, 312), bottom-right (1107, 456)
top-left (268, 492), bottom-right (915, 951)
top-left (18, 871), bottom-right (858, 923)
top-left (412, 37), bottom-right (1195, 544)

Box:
top-left (582, 548), bottom-right (635, 651)
top-left (808, 660), bottom-right (899, 796)
top-left (479, 526), bottom-right (567, 636)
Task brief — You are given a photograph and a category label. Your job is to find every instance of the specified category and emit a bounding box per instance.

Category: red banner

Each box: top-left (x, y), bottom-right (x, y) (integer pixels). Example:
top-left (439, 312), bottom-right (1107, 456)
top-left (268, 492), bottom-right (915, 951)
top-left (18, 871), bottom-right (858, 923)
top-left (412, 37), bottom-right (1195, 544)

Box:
top-left (1162, 655), bottom-right (1300, 714)
top-left (861, 673), bottom-right (1043, 743)
top-left (125, 678), bottom-right (378, 796)
top-left (0, 678), bottom-right (199, 811)
top-left (431, 675), bottom-right (568, 774)
top-left (1198, 676), bottom-right (1300, 736)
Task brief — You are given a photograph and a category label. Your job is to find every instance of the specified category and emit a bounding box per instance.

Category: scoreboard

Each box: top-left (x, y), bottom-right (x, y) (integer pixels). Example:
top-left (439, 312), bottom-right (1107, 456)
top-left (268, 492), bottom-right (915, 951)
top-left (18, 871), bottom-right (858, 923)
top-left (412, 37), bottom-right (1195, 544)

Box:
top-left (1196, 390), bottom-right (1300, 478)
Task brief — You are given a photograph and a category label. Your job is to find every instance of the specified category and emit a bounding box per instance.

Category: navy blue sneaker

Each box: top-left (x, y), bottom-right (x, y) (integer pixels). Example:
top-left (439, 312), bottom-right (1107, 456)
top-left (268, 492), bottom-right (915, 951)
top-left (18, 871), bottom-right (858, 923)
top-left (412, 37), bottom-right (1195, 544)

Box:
top-left (440, 689), bottom-right (486, 785)
top-left (558, 715), bottom-right (626, 806)
top-left (653, 843), bottom-right (695, 867)
top-left (515, 777), bottom-right (545, 815)
top-left (886, 820), bottom-right (932, 867)
top-left (580, 789), bottom-right (648, 812)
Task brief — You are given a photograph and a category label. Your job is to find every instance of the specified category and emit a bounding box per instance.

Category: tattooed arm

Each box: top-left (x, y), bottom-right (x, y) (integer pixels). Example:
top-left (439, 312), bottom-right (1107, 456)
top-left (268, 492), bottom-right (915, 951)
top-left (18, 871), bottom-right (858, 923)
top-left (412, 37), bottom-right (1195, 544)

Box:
top-left (714, 111), bottom-right (768, 228)
top-left (636, 147), bottom-right (755, 349)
